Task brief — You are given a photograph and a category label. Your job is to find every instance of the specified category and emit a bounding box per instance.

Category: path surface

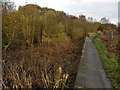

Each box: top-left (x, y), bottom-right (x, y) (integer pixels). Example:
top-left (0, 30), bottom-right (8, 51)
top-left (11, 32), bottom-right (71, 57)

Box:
top-left (74, 37), bottom-right (112, 88)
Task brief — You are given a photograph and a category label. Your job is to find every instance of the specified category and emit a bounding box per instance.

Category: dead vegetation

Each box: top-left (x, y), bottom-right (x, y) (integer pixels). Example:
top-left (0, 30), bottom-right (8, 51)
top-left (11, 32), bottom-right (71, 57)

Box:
top-left (2, 39), bottom-right (84, 88)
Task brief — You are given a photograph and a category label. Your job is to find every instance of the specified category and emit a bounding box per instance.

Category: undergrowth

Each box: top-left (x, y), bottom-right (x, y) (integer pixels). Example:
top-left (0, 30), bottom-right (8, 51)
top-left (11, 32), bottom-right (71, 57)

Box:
top-left (2, 40), bottom-right (84, 88)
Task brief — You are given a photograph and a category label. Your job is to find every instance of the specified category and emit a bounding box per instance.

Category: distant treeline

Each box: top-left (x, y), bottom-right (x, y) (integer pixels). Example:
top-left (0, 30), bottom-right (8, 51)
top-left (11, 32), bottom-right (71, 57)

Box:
top-left (2, 4), bottom-right (116, 50)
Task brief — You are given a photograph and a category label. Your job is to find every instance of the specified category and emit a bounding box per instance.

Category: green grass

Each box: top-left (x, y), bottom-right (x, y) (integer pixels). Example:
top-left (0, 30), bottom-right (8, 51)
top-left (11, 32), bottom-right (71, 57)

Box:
top-left (93, 37), bottom-right (120, 89)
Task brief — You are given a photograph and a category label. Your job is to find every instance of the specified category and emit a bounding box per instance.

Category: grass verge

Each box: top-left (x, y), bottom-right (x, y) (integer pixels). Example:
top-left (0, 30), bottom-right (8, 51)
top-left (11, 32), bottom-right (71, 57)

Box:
top-left (93, 37), bottom-right (120, 89)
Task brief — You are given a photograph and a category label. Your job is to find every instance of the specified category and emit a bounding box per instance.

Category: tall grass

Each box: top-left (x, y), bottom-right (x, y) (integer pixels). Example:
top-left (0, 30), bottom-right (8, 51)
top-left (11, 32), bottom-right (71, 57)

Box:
top-left (2, 42), bottom-right (84, 88)
top-left (2, 57), bottom-right (69, 88)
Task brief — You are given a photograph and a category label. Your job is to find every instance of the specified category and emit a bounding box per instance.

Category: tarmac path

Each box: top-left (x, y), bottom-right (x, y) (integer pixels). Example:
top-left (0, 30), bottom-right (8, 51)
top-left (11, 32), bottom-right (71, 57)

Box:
top-left (74, 37), bottom-right (112, 88)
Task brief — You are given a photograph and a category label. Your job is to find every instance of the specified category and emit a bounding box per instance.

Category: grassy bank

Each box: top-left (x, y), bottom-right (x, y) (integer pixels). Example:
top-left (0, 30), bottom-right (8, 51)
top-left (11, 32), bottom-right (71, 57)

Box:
top-left (92, 37), bottom-right (120, 89)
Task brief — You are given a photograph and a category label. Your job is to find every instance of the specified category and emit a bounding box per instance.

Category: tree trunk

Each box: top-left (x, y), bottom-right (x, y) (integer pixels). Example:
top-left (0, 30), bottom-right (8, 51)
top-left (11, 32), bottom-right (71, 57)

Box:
top-left (40, 24), bottom-right (43, 43)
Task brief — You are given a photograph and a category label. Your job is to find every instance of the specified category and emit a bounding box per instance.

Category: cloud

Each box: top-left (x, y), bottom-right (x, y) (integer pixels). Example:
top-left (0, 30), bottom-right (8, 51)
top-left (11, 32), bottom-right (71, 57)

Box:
top-left (81, 0), bottom-right (119, 3)
top-left (0, 0), bottom-right (11, 2)
top-left (68, 0), bottom-right (82, 3)
top-left (12, 0), bottom-right (118, 24)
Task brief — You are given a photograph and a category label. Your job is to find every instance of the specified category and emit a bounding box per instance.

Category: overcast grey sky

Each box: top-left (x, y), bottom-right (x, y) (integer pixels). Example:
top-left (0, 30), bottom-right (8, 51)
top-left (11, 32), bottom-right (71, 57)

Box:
top-left (11, 0), bottom-right (119, 25)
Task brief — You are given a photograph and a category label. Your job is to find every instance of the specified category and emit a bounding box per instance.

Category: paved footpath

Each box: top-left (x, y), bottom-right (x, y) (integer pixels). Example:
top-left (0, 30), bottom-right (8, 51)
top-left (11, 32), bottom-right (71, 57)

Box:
top-left (74, 37), bottom-right (113, 88)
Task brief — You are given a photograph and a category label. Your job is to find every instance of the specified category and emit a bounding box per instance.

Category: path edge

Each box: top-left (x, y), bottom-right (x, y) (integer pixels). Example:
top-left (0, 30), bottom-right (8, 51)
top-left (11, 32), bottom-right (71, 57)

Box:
top-left (74, 37), bottom-right (88, 88)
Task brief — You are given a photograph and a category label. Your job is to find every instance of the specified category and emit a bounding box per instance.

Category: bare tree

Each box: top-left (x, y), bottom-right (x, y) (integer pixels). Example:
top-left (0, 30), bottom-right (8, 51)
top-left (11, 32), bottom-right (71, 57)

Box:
top-left (100, 17), bottom-right (110, 24)
top-left (1, 2), bottom-right (16, 14)
top-left (87, 17), bottom-right (93, 23)
top-left (79, 15), bottom-right (86, 21)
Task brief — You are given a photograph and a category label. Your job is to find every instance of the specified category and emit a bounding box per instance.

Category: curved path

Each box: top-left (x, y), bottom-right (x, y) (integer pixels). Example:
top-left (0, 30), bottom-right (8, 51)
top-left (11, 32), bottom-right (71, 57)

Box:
top-left (74, 37), bottom-right (112, 88)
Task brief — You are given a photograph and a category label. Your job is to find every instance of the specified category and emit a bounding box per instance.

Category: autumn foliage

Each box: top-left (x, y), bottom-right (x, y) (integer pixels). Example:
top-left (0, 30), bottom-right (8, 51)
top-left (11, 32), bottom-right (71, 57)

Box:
top-left (2, 4), bottom-right (100, 88)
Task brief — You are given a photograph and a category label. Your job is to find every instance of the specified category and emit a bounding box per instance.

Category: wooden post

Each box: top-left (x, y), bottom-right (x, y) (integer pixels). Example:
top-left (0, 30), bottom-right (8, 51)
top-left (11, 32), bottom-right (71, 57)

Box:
top-left (118, 1), bottom-right (120, 66)
top-left (0, 2), bottom-right (2, 89)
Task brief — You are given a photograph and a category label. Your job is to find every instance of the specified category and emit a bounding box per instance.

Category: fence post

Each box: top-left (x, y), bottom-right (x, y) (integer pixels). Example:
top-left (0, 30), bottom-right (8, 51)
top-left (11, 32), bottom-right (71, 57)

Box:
top-left (0, 1), bottom-right (2, 89)
top-left (118, 1), bottom-right (120, 66)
